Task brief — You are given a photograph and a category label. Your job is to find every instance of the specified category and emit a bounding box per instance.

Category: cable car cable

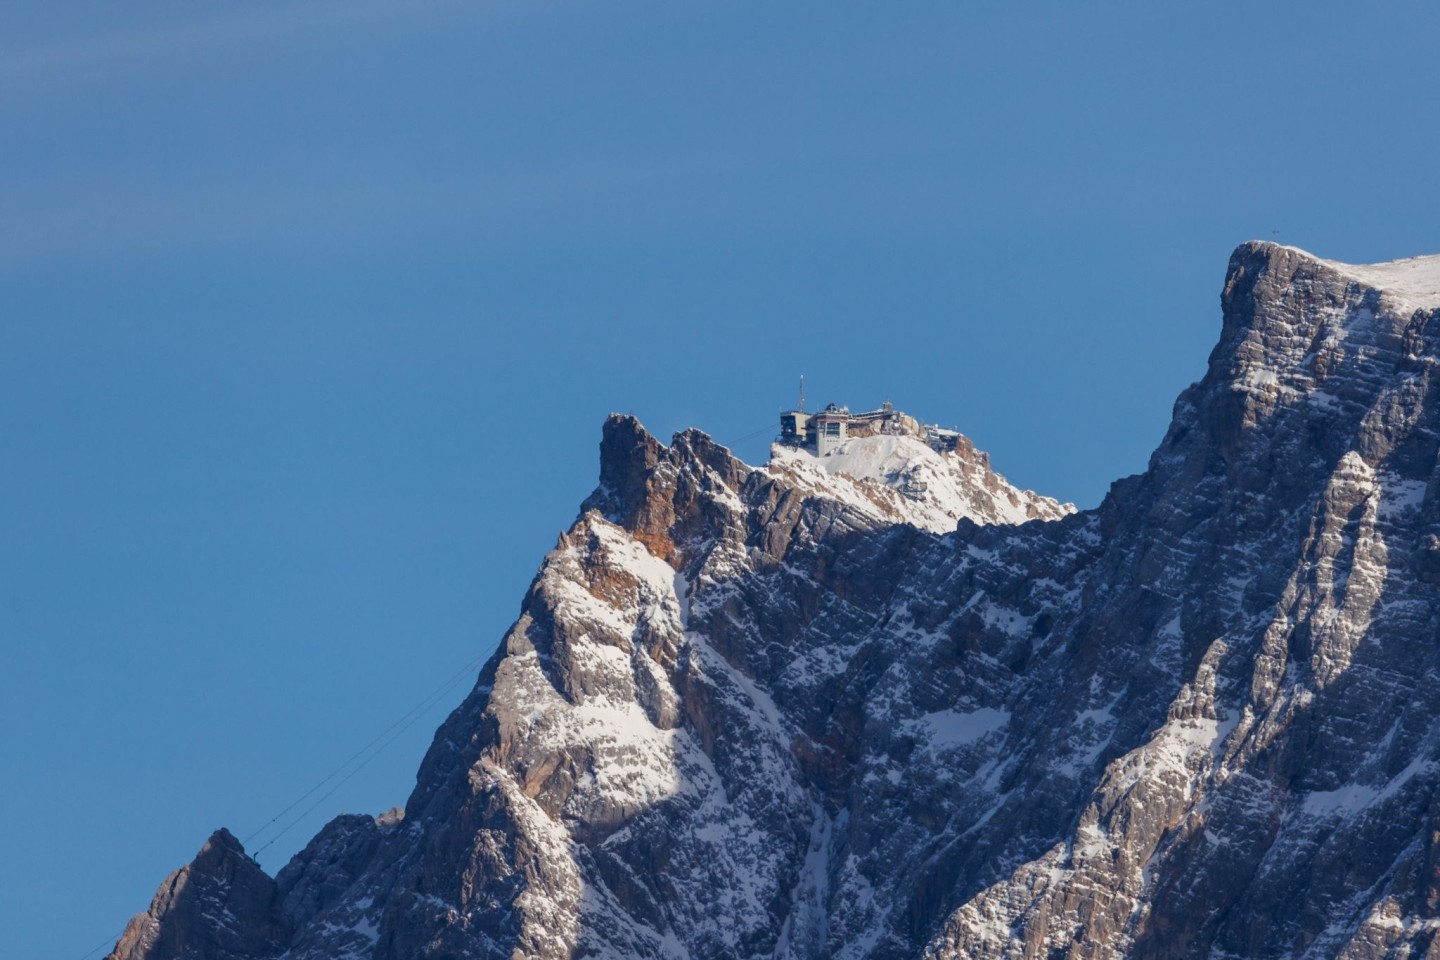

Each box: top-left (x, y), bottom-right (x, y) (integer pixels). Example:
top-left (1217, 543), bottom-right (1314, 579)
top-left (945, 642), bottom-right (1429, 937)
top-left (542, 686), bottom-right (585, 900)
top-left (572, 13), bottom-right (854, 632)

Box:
top-left (242, 650), bottom-right (488, 850)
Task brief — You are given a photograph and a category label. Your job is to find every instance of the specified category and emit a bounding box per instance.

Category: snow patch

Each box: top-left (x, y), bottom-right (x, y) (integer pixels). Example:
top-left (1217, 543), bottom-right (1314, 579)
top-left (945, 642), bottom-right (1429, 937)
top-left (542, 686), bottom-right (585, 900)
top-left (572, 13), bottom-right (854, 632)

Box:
top-left (1318, 252), bottom-right (1440, 310)
top-left (1378, 475), bottom-right (1428, 519)
top-left (913, 708), bottom-right (1010, 751)
top-left (768, 435), bottom-right (1071, 533)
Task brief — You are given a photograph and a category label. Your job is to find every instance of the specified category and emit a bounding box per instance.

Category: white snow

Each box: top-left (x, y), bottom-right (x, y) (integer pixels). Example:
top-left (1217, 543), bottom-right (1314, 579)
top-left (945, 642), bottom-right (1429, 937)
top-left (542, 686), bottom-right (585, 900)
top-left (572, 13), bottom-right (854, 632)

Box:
top-left (1378, 475), bottom-right (1428, 519)
top-left (913, 708), bottom-right (1010, 752)
top-left (767, 435), bottom-right (1072, 533)
top-left (1316, 251), bottom-right (1440, 310)
top-left (1301, 756), bottom-right (1436, 819)
top-left (1301, 782), bottom-right (1380, 817)
top-left (814, 433), bottom-right (932, 484)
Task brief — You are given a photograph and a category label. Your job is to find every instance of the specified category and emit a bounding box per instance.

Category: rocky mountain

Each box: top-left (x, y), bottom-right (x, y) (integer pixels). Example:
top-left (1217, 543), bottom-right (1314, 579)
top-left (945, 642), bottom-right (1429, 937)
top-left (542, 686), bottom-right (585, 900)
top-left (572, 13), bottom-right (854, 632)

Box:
top-left (108, 242), bottom-right (1440, 959)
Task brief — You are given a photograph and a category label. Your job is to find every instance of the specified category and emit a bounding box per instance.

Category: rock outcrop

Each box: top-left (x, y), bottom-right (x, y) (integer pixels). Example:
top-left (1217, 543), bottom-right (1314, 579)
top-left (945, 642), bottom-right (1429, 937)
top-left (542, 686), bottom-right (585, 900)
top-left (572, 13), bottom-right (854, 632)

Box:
top-left (109, 829), bottom-right (291, 960)
top-left (109, 243), bottom-right (1440, 959)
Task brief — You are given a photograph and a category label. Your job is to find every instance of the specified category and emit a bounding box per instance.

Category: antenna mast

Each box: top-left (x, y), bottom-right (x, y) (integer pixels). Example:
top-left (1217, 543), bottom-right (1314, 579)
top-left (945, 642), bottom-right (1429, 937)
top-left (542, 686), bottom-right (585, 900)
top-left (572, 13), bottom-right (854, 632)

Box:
top-left (798, 374), bottom-right (805, 412)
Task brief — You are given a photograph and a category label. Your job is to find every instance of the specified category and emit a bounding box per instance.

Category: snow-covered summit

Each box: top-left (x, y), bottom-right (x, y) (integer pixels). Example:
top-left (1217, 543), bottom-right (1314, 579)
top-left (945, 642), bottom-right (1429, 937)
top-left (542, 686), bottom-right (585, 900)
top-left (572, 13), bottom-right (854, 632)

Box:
top-left (767, 432), bottom-right (1074, 533)
top-left (1319, 252), bottom-right (1440, 309)
top-left (1261, 242), bottom-right (1440, 310)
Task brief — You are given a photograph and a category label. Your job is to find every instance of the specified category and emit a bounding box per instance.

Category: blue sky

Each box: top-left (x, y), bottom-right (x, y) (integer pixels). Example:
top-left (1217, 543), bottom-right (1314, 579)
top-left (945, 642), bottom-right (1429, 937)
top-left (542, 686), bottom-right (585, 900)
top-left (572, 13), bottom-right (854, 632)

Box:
top-left (4, 2), bottom-right (1439, 957)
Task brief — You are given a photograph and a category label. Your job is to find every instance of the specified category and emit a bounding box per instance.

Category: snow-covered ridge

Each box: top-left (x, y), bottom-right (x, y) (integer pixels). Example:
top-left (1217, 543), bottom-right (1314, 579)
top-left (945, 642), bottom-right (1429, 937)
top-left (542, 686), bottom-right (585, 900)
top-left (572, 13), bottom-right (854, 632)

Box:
top-left (1270, 243), bottom-right (1440, 310)
top-left (767, 433), bottom-right (1074, 533)
top-left (1319, 254), bottom-right (1440, 309)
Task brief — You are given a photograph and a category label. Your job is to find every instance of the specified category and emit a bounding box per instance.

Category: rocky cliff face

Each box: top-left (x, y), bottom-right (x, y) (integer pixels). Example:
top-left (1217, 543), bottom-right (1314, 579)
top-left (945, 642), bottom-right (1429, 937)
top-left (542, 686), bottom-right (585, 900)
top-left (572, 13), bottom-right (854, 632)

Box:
top-left (109, 829), bottom-right (291, 960)
top-left (110, 242), bottom-right (1440, 960)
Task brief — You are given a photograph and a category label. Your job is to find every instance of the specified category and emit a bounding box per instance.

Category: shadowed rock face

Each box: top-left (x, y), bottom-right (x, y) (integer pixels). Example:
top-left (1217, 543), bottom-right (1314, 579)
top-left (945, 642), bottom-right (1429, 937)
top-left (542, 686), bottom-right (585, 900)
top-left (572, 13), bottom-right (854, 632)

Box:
top-left (108, 829), bottom-right (291, 960)
top-left (110, 242), bottom-right (1440, 960)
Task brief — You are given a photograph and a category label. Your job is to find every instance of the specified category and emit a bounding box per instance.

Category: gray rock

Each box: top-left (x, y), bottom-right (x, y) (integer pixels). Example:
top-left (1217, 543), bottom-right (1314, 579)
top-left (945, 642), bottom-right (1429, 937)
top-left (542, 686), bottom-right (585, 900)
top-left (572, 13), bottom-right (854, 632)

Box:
top-left (108, 242), bottom-right (1440, 959)
top-left (107, 829), bottom-right (290, 960)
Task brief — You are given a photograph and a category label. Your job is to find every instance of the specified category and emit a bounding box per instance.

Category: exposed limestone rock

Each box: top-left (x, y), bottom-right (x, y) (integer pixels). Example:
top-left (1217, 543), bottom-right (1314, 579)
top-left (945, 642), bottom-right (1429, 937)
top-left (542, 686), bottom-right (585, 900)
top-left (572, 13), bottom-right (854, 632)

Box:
top-left (107, 829), bottom-right (290, 960)
top-left (109, 242), bottom-right (1440, 959)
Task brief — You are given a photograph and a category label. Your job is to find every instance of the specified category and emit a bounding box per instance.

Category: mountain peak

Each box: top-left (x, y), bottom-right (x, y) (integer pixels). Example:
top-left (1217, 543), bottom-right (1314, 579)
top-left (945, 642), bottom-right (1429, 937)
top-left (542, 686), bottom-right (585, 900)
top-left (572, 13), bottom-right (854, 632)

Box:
top-left (107, 829), bottom-right (290, 960)
top-left (1179, 239), bottom-right (1440, 473)
top-left (1318, 250), bottom-right (1440, 310)
top-left (1232, 240), bottom-right (1440, 311)
top-left (106, 243), bottom-right (1440, 960)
